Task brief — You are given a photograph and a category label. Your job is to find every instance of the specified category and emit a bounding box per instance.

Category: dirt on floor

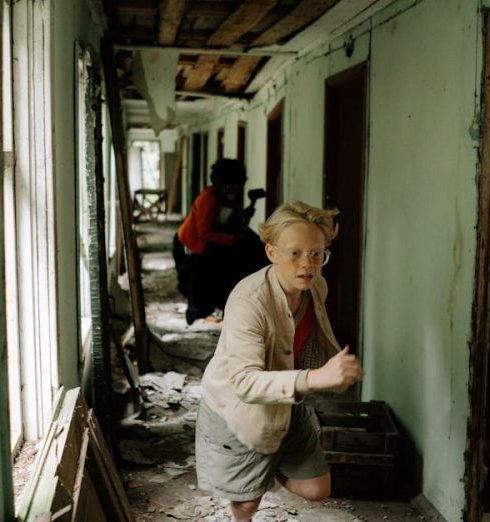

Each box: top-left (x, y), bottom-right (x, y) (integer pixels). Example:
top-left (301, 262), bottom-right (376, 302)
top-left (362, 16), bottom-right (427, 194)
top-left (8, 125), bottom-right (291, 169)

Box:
top-left (113, 221), bottom-right (445, 522)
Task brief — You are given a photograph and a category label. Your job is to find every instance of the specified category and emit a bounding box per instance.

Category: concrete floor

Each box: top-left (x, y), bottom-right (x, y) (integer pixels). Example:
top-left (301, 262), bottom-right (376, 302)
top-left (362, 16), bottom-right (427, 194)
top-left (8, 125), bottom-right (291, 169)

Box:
top-left (115, 221), bottom-right (445, 522)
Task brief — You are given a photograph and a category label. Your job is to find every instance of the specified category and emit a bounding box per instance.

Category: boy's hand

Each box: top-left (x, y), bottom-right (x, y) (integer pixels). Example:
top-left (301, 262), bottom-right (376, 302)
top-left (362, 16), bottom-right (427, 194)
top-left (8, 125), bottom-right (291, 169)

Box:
top-left (306, 346), bottom-right (364, 392)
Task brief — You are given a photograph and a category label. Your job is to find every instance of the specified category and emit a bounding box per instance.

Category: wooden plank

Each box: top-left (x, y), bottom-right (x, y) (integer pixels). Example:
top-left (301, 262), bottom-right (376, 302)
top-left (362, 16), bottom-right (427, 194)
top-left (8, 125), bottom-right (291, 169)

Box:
top-left (18, 389), bottom-right (134, 521)
top-left (70, 427), bottom-right (90, 521)
top-left (207, 0), bottom-right (278, 47)
top-left (158, 0), bottom-right (186, 45)
top-left (117, 0), bottom-right (157, 17)
top-left (324, 450), bottom-right (394, 466)
top-left (0, 8), bottom-right (15, 516)
top-left (465, 12), bottom-right (490, 522)
top-left (101, 36), bottom-right (149, 373)
top-left (251, 0), bottom-right (339, 47)
top-left (183, 54), bottom-right (220, 92)
top-left (86, 411), bottom-right (133, 522)
top-left (183, 0), bottom-right (276, 92)
top-left (71, 473), bottom-right (106, 522)
top-left (166, 136), bottom-right (185, 215)
top-left (222, 55), bottom-right (261, 93)
top-left (221, 0), bottom-right (339, 92)
top-left (18, 388), bottom-right (80, 520)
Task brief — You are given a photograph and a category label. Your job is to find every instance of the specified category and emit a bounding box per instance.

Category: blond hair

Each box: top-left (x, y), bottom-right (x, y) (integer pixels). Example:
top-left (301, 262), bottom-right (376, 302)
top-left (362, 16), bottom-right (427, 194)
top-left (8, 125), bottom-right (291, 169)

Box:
top-left (259, 201), bottom-right (339, 246)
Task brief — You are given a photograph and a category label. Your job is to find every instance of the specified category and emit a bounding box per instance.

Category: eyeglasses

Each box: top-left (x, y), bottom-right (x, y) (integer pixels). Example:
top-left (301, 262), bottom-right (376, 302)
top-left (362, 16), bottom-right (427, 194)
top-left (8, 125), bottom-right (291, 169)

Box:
top-left (274, 247), bottom-right (331, 266)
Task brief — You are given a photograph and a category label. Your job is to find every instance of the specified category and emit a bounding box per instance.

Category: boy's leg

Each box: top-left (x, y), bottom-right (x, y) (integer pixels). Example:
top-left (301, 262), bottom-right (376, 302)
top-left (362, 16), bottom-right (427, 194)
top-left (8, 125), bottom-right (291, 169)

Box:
top-left (277, 473), bottom-right (331, 501)
top-left (230, 497), bottom-right (262, 522)
top-left (276, 403), bottom-right (331, 501)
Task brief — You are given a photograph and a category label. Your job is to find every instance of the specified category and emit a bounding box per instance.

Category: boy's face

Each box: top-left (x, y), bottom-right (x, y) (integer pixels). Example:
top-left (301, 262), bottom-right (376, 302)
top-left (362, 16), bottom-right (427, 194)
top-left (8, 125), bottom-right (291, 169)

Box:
top-left (265, 221), bottom-right (326, 296)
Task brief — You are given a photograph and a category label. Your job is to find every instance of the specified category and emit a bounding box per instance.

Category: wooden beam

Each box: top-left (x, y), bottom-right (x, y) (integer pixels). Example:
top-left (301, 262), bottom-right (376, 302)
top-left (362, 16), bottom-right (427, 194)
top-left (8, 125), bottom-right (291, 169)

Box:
top-left (222, 56), bottom-right (261, 93)
top-left (117, 0), bottom-right (157, 17)
top-left (207, 0), bottom-right (278, 47)
top-left (167, 136), bottom-right (185, 215)
top-left (465, 12), bottom-right (490, 522)
top-left (183, 0), bottom-right (277, 92)
top-left (0, 4), bottom-right (14, 519)
top-left (220, 0), bottom-right (338, 93)
top-left (158, 0), bottom-right (186, 45)
top-left (183, 54), bottom-right (220, 91)
top-left (101, 37), bottom-right (149, 374)
top-left (251, 0), bottom-right (339, 47)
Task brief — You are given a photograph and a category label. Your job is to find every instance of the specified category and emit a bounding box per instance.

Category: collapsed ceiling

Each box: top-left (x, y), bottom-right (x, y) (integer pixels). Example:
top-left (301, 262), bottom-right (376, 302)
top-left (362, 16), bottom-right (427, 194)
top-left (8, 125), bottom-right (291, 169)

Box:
top-left (100, 0), bottom-right (342, 130)
top-left (100, 0), bottom-right (395, 130)
top-left (107, 0), bottom-right (340, 97)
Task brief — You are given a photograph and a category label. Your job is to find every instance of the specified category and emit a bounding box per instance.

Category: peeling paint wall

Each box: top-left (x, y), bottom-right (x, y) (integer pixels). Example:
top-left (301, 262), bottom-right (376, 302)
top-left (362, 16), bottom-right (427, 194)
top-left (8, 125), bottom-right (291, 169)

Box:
top-left (186, 0), bottom-right (481, 518)
top-left (363, 0), bottom-right (479, 518)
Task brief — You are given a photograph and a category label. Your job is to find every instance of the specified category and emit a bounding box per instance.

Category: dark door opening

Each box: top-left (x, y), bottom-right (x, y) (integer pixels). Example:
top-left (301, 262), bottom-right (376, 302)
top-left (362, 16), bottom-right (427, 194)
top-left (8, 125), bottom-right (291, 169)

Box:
top-left (191, 133), bottom-right (201, 203)
top-left (217, 127), bottom-right (224, 160)
top-left (266, 101), bottom-right (283, 217)
top-left (237, 122), bottom-right (246, 165)
top-left (202, 132), bottom-right (208, 186)
top-left (323, 64), bottom-right (367, 356)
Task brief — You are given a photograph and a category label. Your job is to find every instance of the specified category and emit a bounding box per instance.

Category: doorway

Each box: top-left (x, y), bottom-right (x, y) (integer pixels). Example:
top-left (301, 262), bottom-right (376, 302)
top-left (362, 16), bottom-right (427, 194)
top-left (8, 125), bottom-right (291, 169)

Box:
top-left (323, 63), bottom-right (367, 356)
top-left (266, 101), bottom-right (283, 217)
top-left (191, 133), bottom-right (201, 202)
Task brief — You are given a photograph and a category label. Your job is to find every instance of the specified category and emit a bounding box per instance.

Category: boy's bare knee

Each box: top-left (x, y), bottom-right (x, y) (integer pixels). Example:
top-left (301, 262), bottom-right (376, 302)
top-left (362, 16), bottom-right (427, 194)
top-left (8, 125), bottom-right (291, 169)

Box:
top-left (230, 497), bottom-right (262, 521)
top-left (285, 474), bottom-right (331, 502)
top-left (301, 481), bottom-right (331, 501)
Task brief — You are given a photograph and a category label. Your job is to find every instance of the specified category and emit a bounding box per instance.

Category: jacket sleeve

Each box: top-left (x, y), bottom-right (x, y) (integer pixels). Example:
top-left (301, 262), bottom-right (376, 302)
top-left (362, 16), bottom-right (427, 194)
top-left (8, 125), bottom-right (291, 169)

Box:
top-left (222, 291), bottom-right (302, 404)
top-left (195, 190), bottom-right (236, 245)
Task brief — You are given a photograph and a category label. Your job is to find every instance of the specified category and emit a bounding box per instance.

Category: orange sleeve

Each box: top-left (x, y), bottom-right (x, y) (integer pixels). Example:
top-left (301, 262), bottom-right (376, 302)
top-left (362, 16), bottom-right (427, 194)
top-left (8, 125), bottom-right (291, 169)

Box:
top-left (195, 190), bottom-right (235, 245)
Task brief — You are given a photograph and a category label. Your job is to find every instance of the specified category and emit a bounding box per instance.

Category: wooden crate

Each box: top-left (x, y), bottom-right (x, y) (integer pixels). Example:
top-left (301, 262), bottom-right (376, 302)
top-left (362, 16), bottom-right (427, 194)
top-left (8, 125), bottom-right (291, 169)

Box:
top-left (314, 399), bottom-right (399, 498)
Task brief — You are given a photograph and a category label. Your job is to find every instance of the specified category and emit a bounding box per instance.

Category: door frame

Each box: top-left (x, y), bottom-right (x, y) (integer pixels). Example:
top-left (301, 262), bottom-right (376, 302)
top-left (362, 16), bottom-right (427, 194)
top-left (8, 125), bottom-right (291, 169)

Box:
top-left (266, 100), bottom-right (283, 217)
top-left (465, 11), bottom-right (490, 522)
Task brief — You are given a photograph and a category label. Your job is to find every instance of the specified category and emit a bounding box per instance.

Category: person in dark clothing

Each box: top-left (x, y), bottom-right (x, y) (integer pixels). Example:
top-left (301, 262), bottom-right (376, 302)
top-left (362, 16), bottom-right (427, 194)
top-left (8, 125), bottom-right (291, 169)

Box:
top-left (172, 158), bottom-right (268, 325)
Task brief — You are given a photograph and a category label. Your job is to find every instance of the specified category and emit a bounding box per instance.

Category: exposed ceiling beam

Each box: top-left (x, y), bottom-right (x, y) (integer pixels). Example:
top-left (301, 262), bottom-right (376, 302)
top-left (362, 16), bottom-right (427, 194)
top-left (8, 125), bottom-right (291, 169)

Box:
top-left (115, 44), bottom-right (296, 57)
top-left (207, 0), bottom-right (277, 47)
top-left (183, 55), bottom-right (220, 91)
top-left (158, 0), bottom-right (186, 45)
top-left (183, 0), bottom-right (278, 92)
top-left (222, 56), bottom-right (261, 93)
top-left (117, 0), bottom-right (157, 17)
top-left (220, 0), bottom-right (338, 93)
top-left (251, 0), bottom-right (339, 47)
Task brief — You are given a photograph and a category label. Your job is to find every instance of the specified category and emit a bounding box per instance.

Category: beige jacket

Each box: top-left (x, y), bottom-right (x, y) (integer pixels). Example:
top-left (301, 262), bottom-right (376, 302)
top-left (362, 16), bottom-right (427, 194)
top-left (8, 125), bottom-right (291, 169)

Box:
top-left (201, 265), bottom-right (340, 454)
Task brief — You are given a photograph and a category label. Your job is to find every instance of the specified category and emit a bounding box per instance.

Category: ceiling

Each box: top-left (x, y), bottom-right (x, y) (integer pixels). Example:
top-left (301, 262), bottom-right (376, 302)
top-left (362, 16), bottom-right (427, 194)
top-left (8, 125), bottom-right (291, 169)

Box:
top-left (103, 0), bottom-right (341, 106)
top-left (99, 0), bottom-right (395, 130)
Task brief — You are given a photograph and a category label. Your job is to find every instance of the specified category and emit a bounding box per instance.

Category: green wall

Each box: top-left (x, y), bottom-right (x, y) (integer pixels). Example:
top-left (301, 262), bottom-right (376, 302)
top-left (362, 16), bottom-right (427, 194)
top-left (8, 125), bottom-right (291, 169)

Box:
top-left (186, 0), bottom-right (481, 518)
top-left (363, 0), bottom-right (478, 518)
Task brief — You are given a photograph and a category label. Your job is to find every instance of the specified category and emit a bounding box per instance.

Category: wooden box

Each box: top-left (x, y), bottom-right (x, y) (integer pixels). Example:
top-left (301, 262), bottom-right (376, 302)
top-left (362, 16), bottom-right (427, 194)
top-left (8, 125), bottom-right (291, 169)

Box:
top-left (313, 399), bottom-right (399, 498)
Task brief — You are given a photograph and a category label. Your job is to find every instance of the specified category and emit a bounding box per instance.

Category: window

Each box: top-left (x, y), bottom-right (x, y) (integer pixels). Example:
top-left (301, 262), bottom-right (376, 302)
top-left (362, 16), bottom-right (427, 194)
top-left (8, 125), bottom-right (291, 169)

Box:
top-left (2, 0), bottom-right (22, 455)
top-left (9, 0), bottom-right (59, 442)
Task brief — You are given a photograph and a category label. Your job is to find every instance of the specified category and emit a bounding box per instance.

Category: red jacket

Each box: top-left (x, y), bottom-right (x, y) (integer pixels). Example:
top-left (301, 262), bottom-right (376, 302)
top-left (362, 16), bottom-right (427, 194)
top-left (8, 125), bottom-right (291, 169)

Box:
top-left (177, 186), bottom-right (235, 253)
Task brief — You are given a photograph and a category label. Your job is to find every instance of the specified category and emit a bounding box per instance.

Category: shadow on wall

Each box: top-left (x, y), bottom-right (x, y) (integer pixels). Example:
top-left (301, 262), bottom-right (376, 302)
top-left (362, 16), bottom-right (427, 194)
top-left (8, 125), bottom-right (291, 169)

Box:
top-left (393, 413), bottom-right (424, 501)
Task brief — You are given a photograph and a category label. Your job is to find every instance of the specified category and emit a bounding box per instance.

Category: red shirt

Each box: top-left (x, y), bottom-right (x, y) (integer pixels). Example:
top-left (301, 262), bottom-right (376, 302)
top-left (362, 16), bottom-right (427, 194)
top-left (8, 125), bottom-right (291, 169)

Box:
top-left (293, 299), bottom-right (316, 369)
top-left (177, 186), bottom-right (235, 253)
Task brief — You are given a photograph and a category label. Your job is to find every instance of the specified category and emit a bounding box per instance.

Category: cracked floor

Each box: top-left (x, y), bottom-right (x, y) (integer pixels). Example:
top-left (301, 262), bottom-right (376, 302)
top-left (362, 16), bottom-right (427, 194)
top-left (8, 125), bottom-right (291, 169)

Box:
top-left (114, 222), bottom-right (444, 522)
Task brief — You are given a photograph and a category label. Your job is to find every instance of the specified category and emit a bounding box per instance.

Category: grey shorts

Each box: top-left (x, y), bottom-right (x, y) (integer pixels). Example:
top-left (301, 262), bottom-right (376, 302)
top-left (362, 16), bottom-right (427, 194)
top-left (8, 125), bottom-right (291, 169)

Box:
top-left (195, 400), bottom-right (329, 501)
